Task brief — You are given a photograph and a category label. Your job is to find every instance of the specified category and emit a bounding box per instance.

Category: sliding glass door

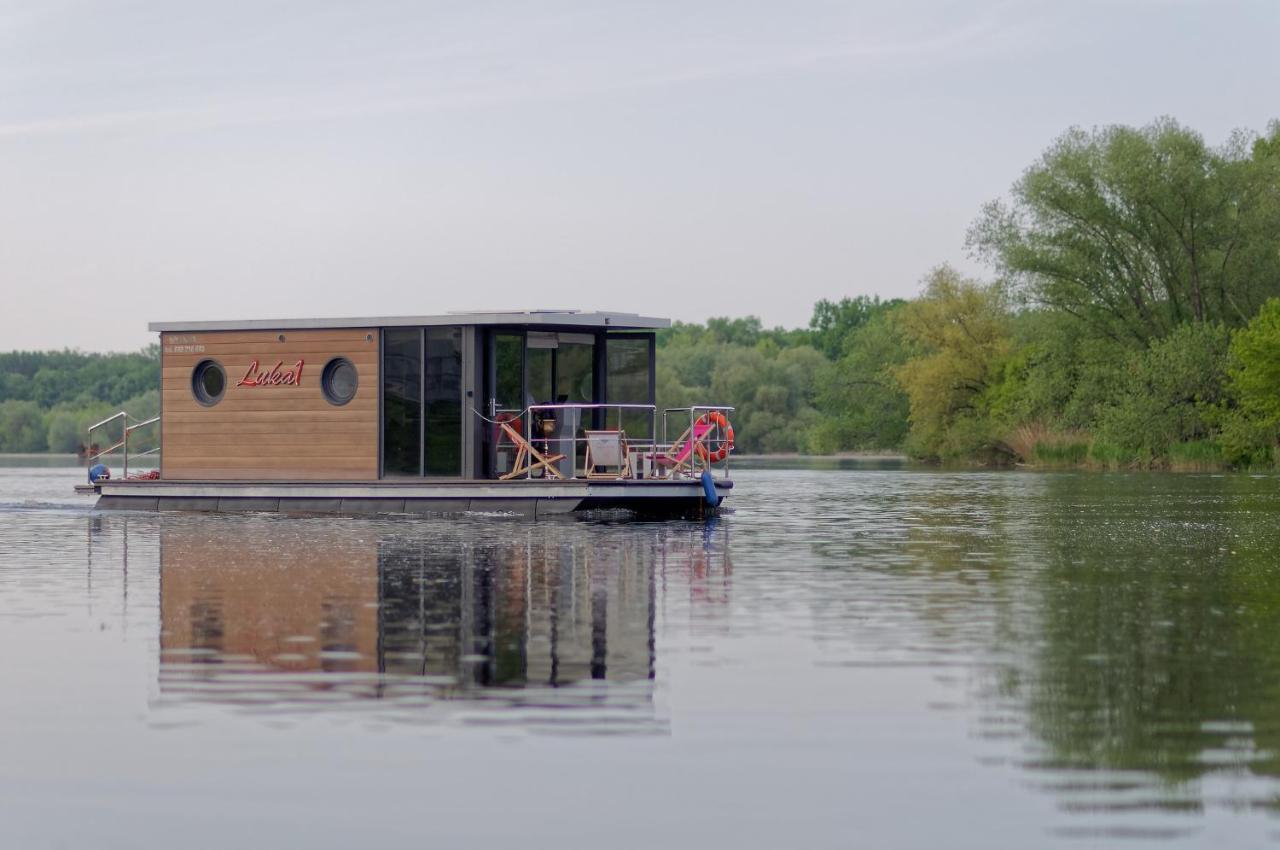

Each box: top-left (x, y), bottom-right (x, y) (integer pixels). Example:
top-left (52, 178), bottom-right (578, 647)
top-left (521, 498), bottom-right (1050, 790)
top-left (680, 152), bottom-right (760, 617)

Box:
top-left (424, 328), bottom-right (463, 476)
top-left (485, 331), bottom-right (524, 478)
top-left (381, 327), bottom-right (463, 478)
top-left (382, 329), bottom-right (422, 476)
top-left (483, 329), bottom-right (602, 478)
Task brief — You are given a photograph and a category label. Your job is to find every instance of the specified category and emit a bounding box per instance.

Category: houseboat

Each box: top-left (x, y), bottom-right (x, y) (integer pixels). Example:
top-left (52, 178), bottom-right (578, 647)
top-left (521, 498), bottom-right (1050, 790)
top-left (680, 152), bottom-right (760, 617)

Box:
top-left (81, 310), bottom-right (734, 518)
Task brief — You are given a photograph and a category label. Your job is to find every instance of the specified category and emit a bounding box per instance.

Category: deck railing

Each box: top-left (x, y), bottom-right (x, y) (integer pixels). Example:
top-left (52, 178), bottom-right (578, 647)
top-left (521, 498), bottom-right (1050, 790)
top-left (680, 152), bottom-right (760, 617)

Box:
top-left (662, 405), bottom-right (735, 478)
top-left (497, 402), bottom-right (734, 481)
top-left (86, 412), bottom-right (160, 481)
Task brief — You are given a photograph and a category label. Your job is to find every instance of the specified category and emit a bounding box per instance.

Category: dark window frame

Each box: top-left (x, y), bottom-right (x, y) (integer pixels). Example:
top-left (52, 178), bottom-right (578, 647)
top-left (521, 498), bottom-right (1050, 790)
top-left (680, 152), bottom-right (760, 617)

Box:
top-left (191, 359), bottom-right (227, 407)
top-left (321, 356), bottom-right (359, 406)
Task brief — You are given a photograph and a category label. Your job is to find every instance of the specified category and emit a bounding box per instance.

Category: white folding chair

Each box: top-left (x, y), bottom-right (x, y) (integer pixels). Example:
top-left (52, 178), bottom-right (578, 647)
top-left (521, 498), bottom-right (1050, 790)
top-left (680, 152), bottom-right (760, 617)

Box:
top-left (583, 430), bottom-right (631, 479)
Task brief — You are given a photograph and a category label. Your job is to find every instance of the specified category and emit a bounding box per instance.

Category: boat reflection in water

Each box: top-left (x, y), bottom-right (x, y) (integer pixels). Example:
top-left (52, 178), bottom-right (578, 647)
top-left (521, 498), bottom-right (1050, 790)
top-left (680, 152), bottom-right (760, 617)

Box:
top-left (156, 516), bottom-right (730, 731)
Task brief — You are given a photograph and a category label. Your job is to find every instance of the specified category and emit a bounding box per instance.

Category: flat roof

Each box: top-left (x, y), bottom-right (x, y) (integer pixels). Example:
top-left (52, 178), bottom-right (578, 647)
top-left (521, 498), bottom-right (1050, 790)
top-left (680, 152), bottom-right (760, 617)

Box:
top-left (149, 310), bottom-right (670, 333)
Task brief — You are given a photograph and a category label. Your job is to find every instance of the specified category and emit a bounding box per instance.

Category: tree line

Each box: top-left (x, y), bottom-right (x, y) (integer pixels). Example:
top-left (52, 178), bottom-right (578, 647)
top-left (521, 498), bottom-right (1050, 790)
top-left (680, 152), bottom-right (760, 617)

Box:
top-left (0, 348), bottom-right (159, 453)
top-left (4, 118), bottom-right (1280, 467)
top-left (657, 118), bottom-right (1280, 468)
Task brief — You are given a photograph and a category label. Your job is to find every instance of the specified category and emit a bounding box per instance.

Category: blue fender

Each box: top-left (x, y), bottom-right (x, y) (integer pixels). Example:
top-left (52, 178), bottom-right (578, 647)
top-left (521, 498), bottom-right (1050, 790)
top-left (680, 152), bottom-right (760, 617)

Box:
top-left (88, 463), bottom-right (110, 484)
top-left (700, 470), bottom-right (721, 507)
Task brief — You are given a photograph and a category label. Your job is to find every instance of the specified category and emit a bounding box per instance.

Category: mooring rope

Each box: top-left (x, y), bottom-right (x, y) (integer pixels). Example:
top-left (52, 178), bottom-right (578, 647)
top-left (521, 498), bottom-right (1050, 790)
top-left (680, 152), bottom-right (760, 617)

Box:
top-left (469, 406), bottom-right (532, 426)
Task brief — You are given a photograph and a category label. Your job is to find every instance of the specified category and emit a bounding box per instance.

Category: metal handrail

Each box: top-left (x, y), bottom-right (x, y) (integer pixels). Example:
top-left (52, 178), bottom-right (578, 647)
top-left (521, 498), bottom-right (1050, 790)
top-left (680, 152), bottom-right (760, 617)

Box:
top-left (496, 403), bottom-right (733, 481)
top-left (662, 405), bottom-right (736, 479)
top-left (87, 412), bottom-right (160, 481)
top-left (520, 404), bottom-right (655, 480)
top-left (86, 411), bottom-right (126, 444)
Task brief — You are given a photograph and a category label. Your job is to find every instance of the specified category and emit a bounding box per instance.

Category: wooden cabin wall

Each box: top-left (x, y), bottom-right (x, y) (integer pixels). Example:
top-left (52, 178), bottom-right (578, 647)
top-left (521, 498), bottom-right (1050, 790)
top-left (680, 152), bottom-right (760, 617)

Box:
top-left (161, 329), bottom-right (380, 480)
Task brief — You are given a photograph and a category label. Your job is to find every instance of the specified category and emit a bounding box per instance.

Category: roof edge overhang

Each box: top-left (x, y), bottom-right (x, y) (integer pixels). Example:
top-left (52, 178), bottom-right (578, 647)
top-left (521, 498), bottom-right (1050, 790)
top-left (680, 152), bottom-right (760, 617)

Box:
top-left (149, 311), bottom-right (671, 333)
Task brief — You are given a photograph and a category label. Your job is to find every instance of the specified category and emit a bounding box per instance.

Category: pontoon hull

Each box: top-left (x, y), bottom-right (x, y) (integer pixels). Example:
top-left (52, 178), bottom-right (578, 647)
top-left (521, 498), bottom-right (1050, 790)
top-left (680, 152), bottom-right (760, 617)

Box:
top-left (91, 478), bottom-right (732, 519)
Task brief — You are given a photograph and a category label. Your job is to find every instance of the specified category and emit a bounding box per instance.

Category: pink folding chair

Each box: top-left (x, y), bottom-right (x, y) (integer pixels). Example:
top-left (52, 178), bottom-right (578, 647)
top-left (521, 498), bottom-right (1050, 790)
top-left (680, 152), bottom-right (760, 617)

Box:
top-left (649, 419), bottom-right (715, 478)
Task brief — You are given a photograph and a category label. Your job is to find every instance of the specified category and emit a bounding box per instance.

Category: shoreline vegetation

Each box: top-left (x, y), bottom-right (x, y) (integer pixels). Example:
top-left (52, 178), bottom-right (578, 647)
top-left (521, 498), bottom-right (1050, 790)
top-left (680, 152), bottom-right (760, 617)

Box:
top-left (4, 118), bottom-right (1280, 472)
top-left (658, 118), bottom-right (1280, 473)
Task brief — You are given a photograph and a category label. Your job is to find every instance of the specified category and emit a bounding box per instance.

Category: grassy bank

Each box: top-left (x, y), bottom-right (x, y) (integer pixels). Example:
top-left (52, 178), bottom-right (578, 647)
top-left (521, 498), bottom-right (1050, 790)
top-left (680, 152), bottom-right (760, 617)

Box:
top-left (997, 427), bottom-right (1271, 472)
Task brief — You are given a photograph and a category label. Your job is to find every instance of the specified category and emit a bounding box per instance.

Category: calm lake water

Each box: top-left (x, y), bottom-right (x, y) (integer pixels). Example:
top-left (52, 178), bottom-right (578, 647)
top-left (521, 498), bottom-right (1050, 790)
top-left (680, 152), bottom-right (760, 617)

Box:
top-left (3, 461), bottom-right (1280, 848)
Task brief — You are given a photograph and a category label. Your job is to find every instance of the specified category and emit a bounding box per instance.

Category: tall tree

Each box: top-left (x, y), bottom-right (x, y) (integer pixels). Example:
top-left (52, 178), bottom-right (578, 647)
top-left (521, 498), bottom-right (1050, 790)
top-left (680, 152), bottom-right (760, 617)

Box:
top-left (807, 295), bottom-right (903, 360)
top-left (811, 306), bottom-right (913, 451)
top-left (970, 119), bottom-right (1280, 344)
top-left (893, 266), bottom-right (1012, 458)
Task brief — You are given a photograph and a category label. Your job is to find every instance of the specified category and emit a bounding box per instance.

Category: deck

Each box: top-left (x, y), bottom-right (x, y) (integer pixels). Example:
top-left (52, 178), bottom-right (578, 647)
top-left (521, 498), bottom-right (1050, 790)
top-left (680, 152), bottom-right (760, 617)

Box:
top-left (87, 476), bottom-right (733, 518)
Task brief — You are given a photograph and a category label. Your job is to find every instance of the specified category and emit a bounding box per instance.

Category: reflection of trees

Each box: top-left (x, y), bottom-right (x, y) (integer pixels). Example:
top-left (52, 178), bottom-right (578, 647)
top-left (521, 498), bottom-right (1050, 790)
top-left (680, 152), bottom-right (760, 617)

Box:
top-left (1009, 474), bottom-right (1280, 791)
top-left (806, 474), bottom-right (1028, 658)
top-left (804, 472), bottom-right (1280, 811)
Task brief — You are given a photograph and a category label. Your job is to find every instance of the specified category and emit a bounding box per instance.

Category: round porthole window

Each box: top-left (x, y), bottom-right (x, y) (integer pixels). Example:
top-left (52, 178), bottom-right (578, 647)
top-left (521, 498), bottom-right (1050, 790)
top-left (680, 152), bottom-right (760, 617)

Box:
top-left (191, 360), bottom-right (226, 406)
top-left (322, 357), bottom-right (358, 405)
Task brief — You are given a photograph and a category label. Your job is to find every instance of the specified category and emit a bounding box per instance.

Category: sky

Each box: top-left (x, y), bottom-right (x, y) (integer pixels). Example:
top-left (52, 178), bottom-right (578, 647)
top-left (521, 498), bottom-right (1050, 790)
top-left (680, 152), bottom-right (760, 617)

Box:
top-left (1, 0), bottom-right (1277, 351)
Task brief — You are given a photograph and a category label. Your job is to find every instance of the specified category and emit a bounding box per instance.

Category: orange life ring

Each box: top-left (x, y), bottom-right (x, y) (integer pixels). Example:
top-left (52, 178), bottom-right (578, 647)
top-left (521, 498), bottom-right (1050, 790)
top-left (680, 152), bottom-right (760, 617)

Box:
top-left (694, 411), bottom-right (735, 463)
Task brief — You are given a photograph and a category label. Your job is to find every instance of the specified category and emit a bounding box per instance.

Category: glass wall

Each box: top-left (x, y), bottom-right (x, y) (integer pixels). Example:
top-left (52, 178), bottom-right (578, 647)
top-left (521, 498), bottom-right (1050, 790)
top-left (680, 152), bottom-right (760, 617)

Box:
top-left (556, 339), bottom-right (595, 404)
top-left (606, 334), bottom-right (654, 439)
top-left (424, 328), bottom-right (462, 477)
top-left (382, 329), bottom-right (422, 476)
top-left (382, 327), bottom-right (462, 478)
top-left (555, 337), bottom-right (595, 469)
top-left (493, 333), bottom-right (523, 413)
top-left (480, 329), bottom-right (656, 477)
top-left (527, 346), bottom-right (553, 406)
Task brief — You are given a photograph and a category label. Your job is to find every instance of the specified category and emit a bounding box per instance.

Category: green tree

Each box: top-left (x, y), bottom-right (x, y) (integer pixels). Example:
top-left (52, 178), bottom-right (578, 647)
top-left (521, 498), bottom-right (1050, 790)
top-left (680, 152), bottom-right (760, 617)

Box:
top-left (1216, 298), bottom-right (1280, 464)
top-left (983, 310), bottom-right (1126, 433)
top-left (810, 307), bottom-right (913, 451)
top-left (1092, 322), bottom-right (1231, 461)
top-left (0, 348), bottom-right (159, 408)
top-left (0, 401), bottom-right (49, 453)
top-left (1225, 298), bottom-right (1280, 424)
top-left (892, 266), bottom-right (1013, 459)
top-left (46, 411), bottom-right (85, 453)
top-left (971, 119), bottom-right (1280, 344)
top-left (808, 295), bottom-right (903, 359)
top-left (655, 320), bottom-right (825, 454)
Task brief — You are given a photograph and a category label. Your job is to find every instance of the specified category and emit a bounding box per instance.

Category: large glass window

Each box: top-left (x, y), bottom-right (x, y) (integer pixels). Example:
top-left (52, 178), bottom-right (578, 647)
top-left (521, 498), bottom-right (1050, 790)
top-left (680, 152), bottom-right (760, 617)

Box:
top-left (485, 330), bottom-right (645, 478)
top-left (424, 328), bottom-right (462, 477)
top-left (493, 333), bottom-right (523, 413)
top-left (488, 332), bottom-right (524, 479)
top-left (527, 346), bottom-right (553, 406)
top-left (556, 339), bottom-right (595, 404)
top-left (524, 335), bottom-right (556, 468)
top-left (606, 334), bottom-right (654, 439)
top-left (383, 327), bottom-right (463, 478)
top-left (555, 337), bottom-right (595, 469)
top-left (382, 330), bottom-right (422, 476)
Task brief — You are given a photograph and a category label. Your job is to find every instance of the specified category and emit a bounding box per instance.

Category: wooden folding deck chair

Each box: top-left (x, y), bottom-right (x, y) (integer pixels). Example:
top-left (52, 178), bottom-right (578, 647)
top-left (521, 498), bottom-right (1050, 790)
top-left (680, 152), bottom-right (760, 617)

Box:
top-left (648, 419), bottom-right (714, 478)
top-left (498, 421), bottom-right (566, 480)
top-left (584, 430), bottom-right (631, 479)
